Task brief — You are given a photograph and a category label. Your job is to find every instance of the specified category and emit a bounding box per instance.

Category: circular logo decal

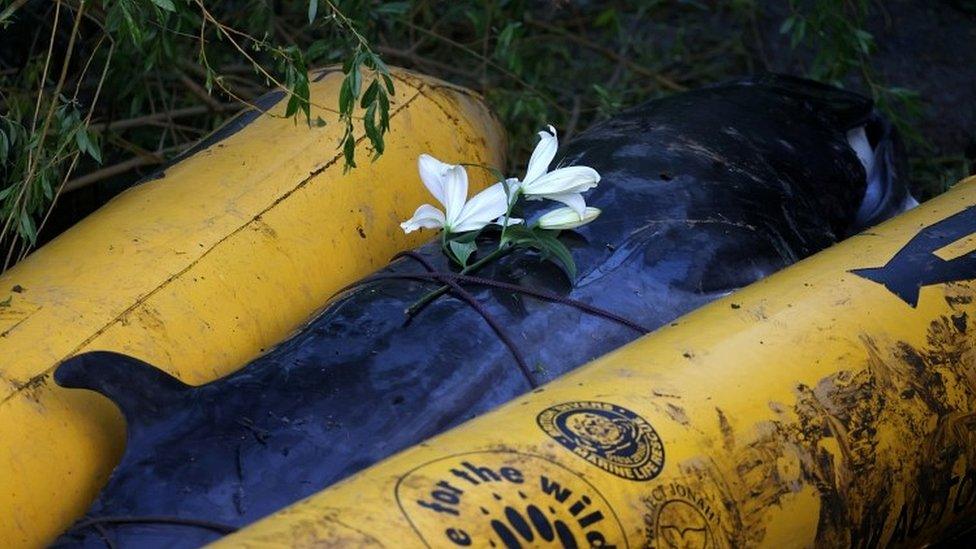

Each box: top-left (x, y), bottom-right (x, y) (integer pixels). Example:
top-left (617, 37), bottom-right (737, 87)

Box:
top-left (642, 482), bottom-right (720, 549)
top-left (657, 500), bottom-right (712, 549)
top-left (537, 401), bottom-right (664, 481)
top-left (396, 451), bottom-right (628, 548)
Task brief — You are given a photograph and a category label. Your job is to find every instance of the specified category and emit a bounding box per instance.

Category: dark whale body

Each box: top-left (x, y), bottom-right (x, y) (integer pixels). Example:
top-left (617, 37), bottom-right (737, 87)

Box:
top-left (54, 75), bottom-right (911, 548)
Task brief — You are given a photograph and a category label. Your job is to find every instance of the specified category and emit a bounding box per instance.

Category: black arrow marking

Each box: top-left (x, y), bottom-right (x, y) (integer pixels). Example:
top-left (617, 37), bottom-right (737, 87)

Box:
top-left (851, 206), bottom-right (976, 307)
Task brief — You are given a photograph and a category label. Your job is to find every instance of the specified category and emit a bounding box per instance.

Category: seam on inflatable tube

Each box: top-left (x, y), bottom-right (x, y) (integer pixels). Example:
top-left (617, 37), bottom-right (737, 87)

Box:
top-left (0, 87), bottom-right (426, 407)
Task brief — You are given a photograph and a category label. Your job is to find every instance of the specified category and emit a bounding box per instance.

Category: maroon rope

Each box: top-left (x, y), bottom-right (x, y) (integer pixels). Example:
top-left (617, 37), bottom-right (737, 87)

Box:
top-left (69, 514), bottom-right (239, 548)
top-left (390, 251), bottom-right (537, 388)
top-left (335, 250), bottom-right (652, 389)
top-left (364, 251), bottom-right (651, 334)
top-left (73, 516), bottom-right (239, 534)
top-left (92, 522), bottom-right (116, 549)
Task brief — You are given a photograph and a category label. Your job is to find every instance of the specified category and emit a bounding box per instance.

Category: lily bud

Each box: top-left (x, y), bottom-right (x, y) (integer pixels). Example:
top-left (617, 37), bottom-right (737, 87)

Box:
top-left (537, 206), bottom-right (601, 230)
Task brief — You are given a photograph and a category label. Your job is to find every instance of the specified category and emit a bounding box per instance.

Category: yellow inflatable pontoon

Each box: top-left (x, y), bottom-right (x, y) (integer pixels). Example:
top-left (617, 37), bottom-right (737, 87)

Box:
top-left (0, 68), bottom-right (504, 547)
top-left (218, 178), bottom-right (976, 547)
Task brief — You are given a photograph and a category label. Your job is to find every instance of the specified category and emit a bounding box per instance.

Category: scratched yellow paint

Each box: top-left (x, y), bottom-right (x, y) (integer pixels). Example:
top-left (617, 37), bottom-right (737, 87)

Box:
top-left (935, 232), bottom-right (976, 261)
top-left (217, 178), bottom-right (976, 547)
top-left (0, 68), bottom-right (504, 548)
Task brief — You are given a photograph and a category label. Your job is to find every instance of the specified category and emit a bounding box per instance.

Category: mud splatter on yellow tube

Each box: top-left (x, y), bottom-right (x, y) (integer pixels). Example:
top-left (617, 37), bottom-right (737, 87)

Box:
top-left (0, 68), bottom-right (504, 548)
top-left (217, 177), bottom-right (976, 547)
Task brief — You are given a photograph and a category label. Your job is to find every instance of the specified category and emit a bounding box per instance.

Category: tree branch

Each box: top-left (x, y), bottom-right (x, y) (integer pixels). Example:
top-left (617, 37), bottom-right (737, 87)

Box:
top-left (62, 152), bottom-right (165, 193)
top-left (179, 72), bottom-right (224, 111)
top-left (89, 103), bottom-right (240, 132)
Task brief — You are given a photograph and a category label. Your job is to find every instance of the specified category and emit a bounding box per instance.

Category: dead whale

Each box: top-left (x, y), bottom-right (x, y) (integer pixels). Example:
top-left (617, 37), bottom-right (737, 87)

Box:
top-left (53, 74), bottom-right (914, 548)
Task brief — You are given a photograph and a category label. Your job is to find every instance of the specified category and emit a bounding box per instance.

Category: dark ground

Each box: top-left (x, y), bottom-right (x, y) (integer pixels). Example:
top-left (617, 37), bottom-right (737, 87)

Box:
top-left (758, 0), bottom-right (976, 199)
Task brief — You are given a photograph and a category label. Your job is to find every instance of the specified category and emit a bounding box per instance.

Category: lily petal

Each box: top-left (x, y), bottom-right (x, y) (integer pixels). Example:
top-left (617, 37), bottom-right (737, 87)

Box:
top-left (441, 164), bottom-right (470, 227)
top-left (523, 125), bottom-right (557, 185)
top-left (538, 191), bottom-right (587, 216)
top-left (417, 154), bottom-right (451, 206)
top-left (400, 203), bottom-right (446, 233)
top-left (537, 206), bottom-right (601, 230)
top-left (491, 216), bottom-right (524, 227)
top-left (452, 181), bottom-right (509, 233)
top-left (522, 165), bottom-right (600, 197)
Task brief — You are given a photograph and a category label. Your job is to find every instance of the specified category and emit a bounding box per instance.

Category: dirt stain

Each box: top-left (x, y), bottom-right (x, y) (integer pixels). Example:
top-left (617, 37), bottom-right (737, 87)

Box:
top-left (666, 284), bottom-right (976, 547)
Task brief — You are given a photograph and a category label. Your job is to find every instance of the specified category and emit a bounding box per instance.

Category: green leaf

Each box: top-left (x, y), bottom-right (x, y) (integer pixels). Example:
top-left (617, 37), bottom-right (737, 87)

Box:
top-left (790, 19), bottom-right (807, 48)
top-left (371, 134), bottom-right (384, 158)
top-left (854, 29), bottom-right (874, 53)
top-left (361, 53), bottom-right (376, 71)
top-left (532, 231), bottom-right (577, 280)
top-left (885, 86), bottom-right (920, 100)
top-left (364, 102), bottom-right (380, 155)
top-left (75, 128), bottom-right (101, 163)
top-left (295, 78), bottom-right (310, 123)
top-left (378, 91), bottom-right (390, 131)
top-left (74, 127), bottom-right (87, 150)
top-left (203, 67), bottom-right (215, 94)
top-left (151, 0), bottom-right (176, 12)
top-left (779, 16), bottom-right (795, 35)
top-left (0, 296), bottom-right (10, 308)
top-left (306, 40), bottom-right (328, 61)
top-left (89, 140), bottom-right (102, 163)
top-left (594, 8), bottom-right (618, 28)
top-left (382, 73), bottom-right (395, 95)
top-left (374, 2), bottom-right (408, 15)
top-left (285, 94), bottom-right (300, 118)
top-left (502, 224), bottom-right (535, 245)
top-left (452, 229), bottom-right (480, 244)
top-left (371, 54), bottom-right (390, 75)
top-left (495, 22), bottom-right (521, 58)
top-left (18, 210), bottom-right (36, 243)
top-left (119, 2), bottom-right (143, 45)
top-left (342, 133), bottom-right (357, 170)
top-left (0, 129), bottom-right (8, 164)
top-left (39, 172), bottom-right (52, 200)
top-left (449, 240), bottom-right (477, 267)
top-left (307, 0), bottom-right (318, 23)
top-left (338, 78), bottom-right (353, 114)
top-left (360, 80), bottom-right (379, 109)
top-left (350, 63), bottom-right (362, 99)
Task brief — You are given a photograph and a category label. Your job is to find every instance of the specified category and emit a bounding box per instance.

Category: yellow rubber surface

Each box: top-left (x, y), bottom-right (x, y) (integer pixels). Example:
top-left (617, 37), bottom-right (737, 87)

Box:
top-left (0, 68), bottom-right (504, 547)
top-left (217, 178), bottom-right (976, 547)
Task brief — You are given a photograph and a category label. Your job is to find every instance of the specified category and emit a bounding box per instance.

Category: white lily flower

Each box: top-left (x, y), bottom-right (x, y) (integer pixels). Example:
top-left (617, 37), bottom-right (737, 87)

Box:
top-left (537, 206), bottom-right (601, 230)
top-left (400, 154), bottom-right (510, 234)
top-left (517, 125), bottom-right (600, 215)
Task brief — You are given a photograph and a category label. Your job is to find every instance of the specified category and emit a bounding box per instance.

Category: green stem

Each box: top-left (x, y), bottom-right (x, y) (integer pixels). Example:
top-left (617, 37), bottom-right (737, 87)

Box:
top-left (498, 185), bottom-right (520, 247)
top-left (405, 242), bottom-right (513, 317)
